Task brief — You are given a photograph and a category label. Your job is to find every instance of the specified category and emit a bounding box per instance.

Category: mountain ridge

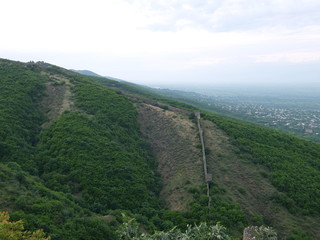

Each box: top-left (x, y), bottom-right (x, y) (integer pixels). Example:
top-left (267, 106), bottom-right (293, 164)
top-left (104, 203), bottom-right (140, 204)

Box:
top-left (0, 58), bottom-right (319, 239)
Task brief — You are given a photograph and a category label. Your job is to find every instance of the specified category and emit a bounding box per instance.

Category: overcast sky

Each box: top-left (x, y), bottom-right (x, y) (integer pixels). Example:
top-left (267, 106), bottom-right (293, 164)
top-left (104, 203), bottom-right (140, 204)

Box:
top-left (1, 0), bottom-right (320, 89)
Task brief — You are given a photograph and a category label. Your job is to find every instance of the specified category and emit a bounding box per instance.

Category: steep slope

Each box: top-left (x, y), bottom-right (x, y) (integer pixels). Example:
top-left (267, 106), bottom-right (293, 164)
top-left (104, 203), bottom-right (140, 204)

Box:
top-left (40, 71), bottom-right (73, 128)
top-left (93, 75), bottom-right (320, 239)
top-left (200, 113), bottom-right (320, 239)
top-left (134, 102), bottom-right (246, 237)
top-left (201, 119), bottom-right (320, 239)
top-left (0, 59), bottom-right (162, 239)
top-left (136, 103), bottom-right (203, 210)
top-left (37, 78), bottom-right (161, 214)
top-left (0, 162), bottom-right (114, 239)
top-left (85, 71), bottom-right (320, 239)
top-left (0, 59), bottom-right (44, 170)
top-left (2, 59), bottom-right (320, 239)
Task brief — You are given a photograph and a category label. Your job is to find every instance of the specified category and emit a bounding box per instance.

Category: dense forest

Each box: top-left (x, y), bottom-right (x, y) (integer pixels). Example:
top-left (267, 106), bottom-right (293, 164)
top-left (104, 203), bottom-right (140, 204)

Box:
top-left (203, 113), bottom-right (320, 215)
top-left (0, 59), bottom-right (319, 239)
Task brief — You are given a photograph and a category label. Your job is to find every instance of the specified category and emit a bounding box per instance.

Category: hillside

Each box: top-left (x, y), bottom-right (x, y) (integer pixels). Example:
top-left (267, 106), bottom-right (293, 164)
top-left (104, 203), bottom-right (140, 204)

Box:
top-left (201, 119), bottom-right (320, 238)
top-left (91, 72), bottom-right (320, 239)
top-left (0, 58), bottom-right (320, 239)
top-left (0, 59), bottom-right (162, 239)
top-left (136, 103), bottom-right (203, 210)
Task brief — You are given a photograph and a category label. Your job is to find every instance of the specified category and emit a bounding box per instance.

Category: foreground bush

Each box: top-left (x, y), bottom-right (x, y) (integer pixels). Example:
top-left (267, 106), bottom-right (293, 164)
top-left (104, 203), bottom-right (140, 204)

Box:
top-left (117, 214), bottom-right (231, 240)
top-left (0, 212), bottom-right (50, 240)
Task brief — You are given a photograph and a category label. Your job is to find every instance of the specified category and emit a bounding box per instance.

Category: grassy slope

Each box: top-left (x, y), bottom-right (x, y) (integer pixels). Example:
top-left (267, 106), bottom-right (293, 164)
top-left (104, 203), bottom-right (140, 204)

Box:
top-left (135, 103), bottom-right (246, 237)
top-left (136, 103), bottom-right (203, 210)
top-left (39, 72), bottom-right (74, 128)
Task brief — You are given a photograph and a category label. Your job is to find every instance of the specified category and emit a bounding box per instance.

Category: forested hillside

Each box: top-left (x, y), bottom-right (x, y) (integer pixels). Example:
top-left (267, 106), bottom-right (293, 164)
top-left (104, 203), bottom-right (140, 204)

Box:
top-left (0, 60), bottom-right (44, 169)
top-left (0, 59), bottom-right (163, 239)
top-left (92, 72), bottom-right (320, 239)
top-left (203, 113), bottom-right (320, 213)
top-left (1, 58), bottom-right (320, 239)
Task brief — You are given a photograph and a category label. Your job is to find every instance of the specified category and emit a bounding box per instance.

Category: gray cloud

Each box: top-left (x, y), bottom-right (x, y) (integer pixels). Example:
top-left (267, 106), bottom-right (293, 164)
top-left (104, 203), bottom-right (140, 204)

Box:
top-left (133, 0), bottom-right (320, 32)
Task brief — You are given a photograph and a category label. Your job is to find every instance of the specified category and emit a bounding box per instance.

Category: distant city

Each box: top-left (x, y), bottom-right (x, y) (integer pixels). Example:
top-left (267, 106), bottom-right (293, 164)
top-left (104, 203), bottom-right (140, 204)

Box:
top-left (217, 102), bottom-right (320, 138)
top-left (153, 87), bottom-right (320, 142)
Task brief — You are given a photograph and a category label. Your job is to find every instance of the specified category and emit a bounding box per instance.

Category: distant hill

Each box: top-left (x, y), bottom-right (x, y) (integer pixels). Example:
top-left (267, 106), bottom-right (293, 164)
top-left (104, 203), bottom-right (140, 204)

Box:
top-left (1, 58), bottom-right (319, 240)
top-left (70, 69), bottom-right (102, 77)
top-left (70, 69), bottom-right (125, 82)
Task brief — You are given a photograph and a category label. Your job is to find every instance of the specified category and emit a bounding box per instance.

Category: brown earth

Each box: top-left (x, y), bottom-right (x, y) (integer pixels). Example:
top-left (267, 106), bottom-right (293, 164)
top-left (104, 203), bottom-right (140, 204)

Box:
top-left (136, 103), bottom-right (204, 210)
top-left (40, 73), bottom-right (73, 128)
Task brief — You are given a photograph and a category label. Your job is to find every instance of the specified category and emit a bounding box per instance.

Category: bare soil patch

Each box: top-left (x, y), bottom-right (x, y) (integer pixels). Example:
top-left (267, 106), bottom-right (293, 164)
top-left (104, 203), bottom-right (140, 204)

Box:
top-left (40, 73), bottom-right (73, 128)
top-left (136, 103), bottom-right (203, 210)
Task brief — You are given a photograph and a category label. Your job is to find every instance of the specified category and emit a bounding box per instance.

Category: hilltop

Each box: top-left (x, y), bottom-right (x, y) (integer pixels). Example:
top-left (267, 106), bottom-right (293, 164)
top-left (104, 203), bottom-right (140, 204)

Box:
top-left (0, 58), bottom-right (319, 239)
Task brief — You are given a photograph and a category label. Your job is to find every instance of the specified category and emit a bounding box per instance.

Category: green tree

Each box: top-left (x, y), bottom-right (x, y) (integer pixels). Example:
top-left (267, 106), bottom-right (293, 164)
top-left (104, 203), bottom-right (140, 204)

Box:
top-left (0, 211), bottom-right (50, 240)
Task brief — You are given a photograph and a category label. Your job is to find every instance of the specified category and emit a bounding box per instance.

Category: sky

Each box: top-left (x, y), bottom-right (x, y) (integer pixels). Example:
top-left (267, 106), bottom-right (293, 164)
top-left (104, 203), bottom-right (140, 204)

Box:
top-left (1, 0), bottom-right (320, 89)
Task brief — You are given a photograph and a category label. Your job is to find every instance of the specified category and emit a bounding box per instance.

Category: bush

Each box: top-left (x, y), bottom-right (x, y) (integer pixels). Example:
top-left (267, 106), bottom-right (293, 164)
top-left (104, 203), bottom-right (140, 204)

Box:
top-left (117, 214), bottom-right (231, 240)
top-left (0, 211), bottom-right (50, 240)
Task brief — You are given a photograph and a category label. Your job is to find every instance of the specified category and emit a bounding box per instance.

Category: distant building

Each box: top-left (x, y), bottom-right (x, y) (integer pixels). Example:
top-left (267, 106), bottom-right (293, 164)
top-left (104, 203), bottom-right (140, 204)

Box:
top-left (305, 129), bottom-right (313, 133)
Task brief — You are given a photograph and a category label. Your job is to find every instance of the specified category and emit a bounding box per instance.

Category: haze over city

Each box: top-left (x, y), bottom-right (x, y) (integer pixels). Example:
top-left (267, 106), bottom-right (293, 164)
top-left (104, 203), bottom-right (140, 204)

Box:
top-left (1, 0), bottom-right (320, 89)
